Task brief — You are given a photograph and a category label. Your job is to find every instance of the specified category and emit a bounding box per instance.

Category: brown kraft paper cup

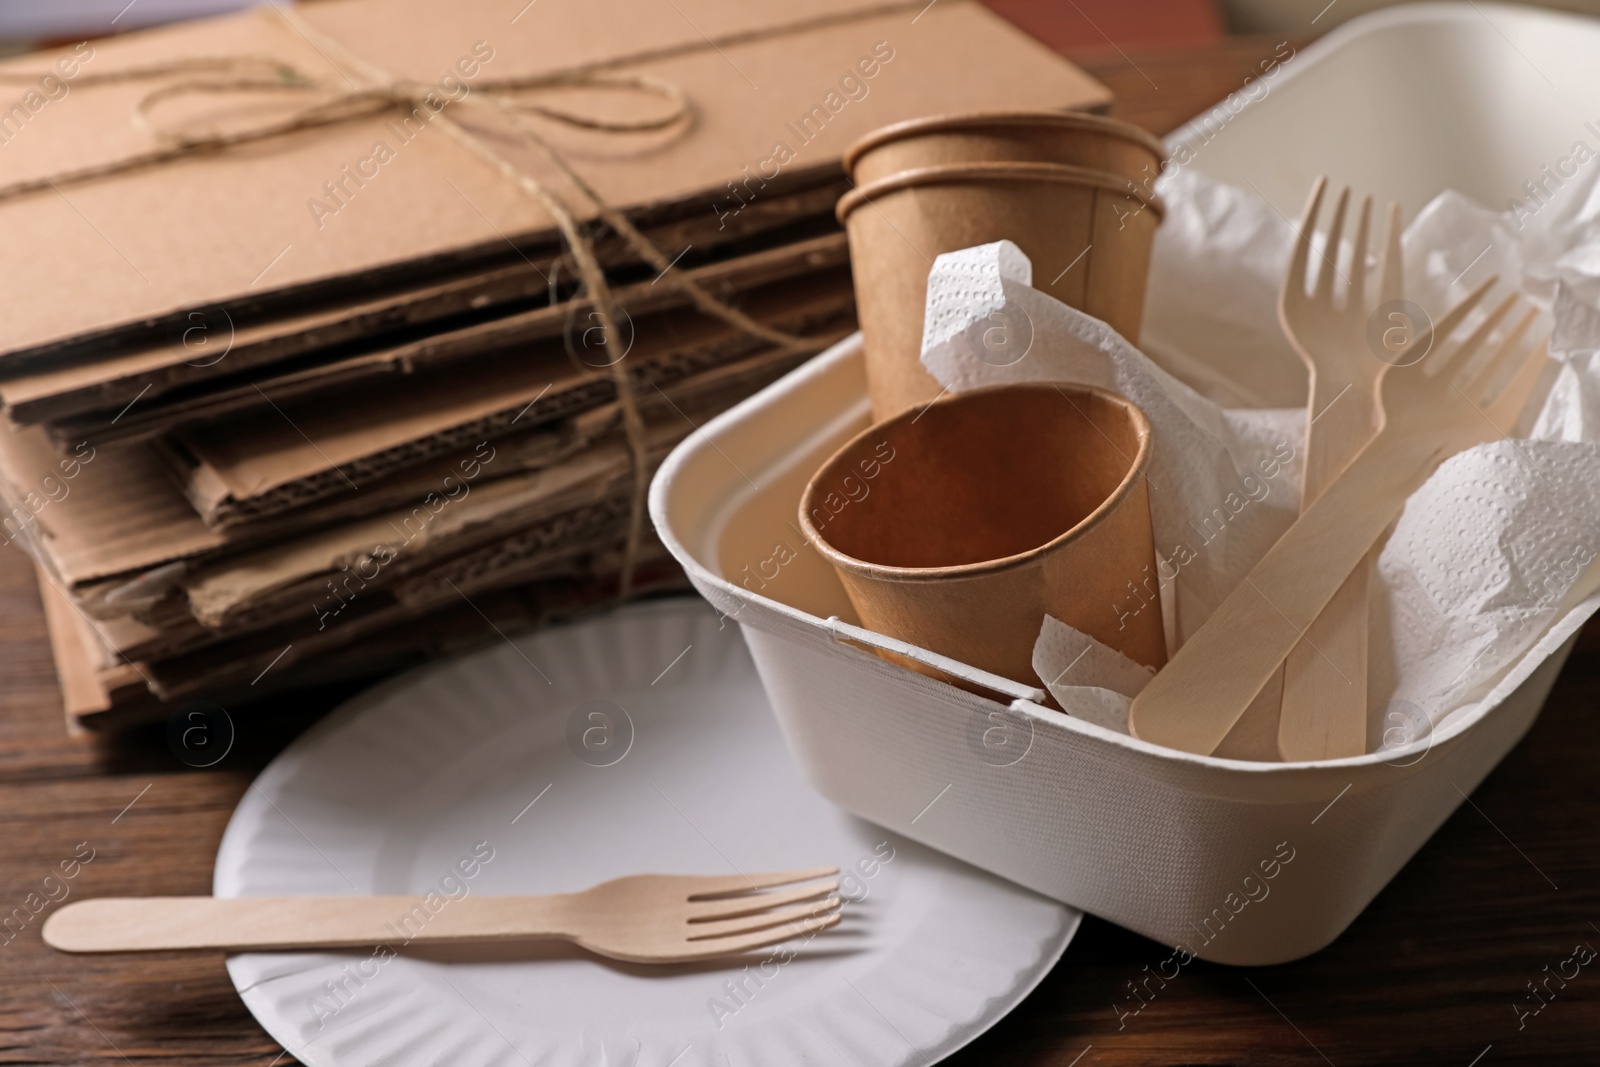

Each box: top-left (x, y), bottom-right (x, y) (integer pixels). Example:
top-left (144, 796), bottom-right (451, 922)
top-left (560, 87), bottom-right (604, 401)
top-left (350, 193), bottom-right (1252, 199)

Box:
top-left (799, 382), bottom-right (1165, 689)
top-left (844, 110), bottom-right (1166, 189)
top-left (837, 161), bottom-right (1163, 420)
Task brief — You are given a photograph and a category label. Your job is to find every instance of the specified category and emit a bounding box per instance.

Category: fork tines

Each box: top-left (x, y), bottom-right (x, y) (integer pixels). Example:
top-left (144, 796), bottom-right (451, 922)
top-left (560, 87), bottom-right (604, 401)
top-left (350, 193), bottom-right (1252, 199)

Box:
top-left (683, 866), bottom-right (843, 954)
top-left (1394, 277), bottom-right (1548, 417)
top-left (1285, 176), bottom-right (1403, 319)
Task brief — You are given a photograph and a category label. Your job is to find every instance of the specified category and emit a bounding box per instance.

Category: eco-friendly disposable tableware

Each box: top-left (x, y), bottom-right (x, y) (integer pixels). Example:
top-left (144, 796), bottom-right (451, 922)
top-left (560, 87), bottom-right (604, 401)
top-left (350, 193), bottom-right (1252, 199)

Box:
top-left (651, 332), bottom-right (1597, 964)
top-left (655, 1), bottom-right (1600, 962)
top-left (45, 869), bottom-right (842, 962)
top-left (1275, 178), bottom-right (1404, 761)
top-left (1130, 281), bottom-right (1544, 755)
top-left (844, 110), bottom-right (1166, 188)
top-left (215, 599), bottom-right (1078, 1066)
top-left (799, 382), bottom-right (1164, 687)
top-left (837, 162), bottom-right (1162, 417)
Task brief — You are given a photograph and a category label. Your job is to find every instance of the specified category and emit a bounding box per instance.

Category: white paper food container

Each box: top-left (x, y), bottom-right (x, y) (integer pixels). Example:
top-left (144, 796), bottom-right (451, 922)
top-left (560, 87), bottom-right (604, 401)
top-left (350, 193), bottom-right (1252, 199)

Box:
top-left (650, 337), bottom-right (1598, 965)
top-left (1168, 2), bottom-right (1600, 220)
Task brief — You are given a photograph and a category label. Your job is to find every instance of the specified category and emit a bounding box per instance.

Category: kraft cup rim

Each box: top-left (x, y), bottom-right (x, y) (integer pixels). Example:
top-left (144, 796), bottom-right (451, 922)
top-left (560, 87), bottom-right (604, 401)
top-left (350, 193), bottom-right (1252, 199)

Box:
top-left (799, 382), bottom-right (1155, 583)
top-left (835, 161), bottom-right (1166, 225)
top-left (842, 109), bottom-right (1168, 178)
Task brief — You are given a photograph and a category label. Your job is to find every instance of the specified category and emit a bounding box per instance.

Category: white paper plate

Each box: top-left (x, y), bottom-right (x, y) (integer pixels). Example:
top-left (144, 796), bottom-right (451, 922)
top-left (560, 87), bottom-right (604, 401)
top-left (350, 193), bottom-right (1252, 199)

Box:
top-left (216, 598), bottom-right (1078, 1067)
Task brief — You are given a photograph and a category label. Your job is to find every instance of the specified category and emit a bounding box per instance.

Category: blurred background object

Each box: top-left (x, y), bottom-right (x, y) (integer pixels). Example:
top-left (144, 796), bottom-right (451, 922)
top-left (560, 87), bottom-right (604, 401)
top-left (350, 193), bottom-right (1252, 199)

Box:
top-left (1222, 0), bottom-right (1600, 31)
top-left (10, 0), bottom-right (1600, 56)
top-left (0, 0), bottom-right (1230, 55)
top-left (0, 0), bottom-right (278, 53)
top-left (980, 0), bottom-right (1223, 52)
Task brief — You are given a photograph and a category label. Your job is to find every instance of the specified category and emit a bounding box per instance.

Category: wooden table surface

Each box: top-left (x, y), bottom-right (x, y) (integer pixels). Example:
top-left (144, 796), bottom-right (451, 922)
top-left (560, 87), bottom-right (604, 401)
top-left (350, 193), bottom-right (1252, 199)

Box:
top-left (6, 32), bottom-right (1600, 1067)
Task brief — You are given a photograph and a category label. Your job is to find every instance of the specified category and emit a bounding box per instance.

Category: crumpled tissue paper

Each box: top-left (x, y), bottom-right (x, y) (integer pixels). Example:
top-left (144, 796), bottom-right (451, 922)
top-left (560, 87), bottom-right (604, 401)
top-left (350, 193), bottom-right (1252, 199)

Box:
top-left (920, 163), bottom-right (1600, 754)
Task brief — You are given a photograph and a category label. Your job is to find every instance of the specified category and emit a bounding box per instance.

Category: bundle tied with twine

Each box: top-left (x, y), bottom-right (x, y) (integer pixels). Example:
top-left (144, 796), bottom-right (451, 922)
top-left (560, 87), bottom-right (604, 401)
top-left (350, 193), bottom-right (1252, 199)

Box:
top-left (0, 2), bottom-right (894, 597)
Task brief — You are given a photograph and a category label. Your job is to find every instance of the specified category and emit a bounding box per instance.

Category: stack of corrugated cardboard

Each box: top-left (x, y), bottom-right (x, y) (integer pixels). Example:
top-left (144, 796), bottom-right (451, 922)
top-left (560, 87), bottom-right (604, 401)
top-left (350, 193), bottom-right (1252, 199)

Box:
top-left (0, 0), bottom-right (1109, 729)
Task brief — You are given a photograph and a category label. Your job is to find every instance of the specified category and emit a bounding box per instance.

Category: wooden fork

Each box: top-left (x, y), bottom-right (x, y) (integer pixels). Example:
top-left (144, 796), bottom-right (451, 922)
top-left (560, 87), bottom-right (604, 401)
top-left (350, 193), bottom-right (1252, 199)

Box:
top-left (42, 867), bottom-right (842, 964)
top-left (1130, 280), bottom-right (1544, 755)
top-left (1276, 179), bottom-right (1404, 761)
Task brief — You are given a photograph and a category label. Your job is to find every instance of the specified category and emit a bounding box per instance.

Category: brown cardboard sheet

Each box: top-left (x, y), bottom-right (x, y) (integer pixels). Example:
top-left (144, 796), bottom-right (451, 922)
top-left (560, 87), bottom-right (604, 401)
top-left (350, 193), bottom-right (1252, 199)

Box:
top-left (39, 564), bottom-right (112, 727)
top-left (0, 0), bottom-right (1105, 369)
top-left (0, 337), bottom-right (810, 593)
top-left (0, 184), bottom-right (845, 426)
top-left (69, 549), bottom-right (690, 729)
top-left (80, 483), bottom-right (665, 667)
top-left (112, 351), bottom-right (787, 651)
top-left (37, 565), bottom-right (163, 730)
top-left (0, 13), bottom-right (550, 370)
top-left (38, 231), bottom-right (848, 446)
top-left (162, 271), bottom-right (854, 522)
top-left (0, 425), bottom-right (218, 592)
top-left (177, 430), bottom-right (664, 631)
top-left (117, 546), bottom-right (688, 715)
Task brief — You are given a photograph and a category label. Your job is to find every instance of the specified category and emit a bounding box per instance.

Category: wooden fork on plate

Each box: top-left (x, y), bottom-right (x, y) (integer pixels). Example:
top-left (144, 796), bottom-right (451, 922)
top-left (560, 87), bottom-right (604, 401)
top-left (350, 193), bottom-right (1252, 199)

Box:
top-left (1130, 280), bottom-right (1547, 756)
top-left (43, 867), bottom-right (842, 964)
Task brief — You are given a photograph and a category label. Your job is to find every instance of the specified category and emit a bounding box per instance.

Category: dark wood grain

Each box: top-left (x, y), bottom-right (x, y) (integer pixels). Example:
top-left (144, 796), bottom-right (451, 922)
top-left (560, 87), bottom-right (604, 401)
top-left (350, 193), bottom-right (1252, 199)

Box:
top-left (1075, 35), bottom-right (1308, 144)
top-left (4, 34), bottom-right (1599, 1067)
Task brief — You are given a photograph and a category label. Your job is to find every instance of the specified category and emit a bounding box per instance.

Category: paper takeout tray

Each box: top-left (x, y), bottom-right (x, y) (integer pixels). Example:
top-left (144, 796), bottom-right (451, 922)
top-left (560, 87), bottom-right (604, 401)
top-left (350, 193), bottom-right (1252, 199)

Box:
top-left (650, 336), bottom-right (1600, 964)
